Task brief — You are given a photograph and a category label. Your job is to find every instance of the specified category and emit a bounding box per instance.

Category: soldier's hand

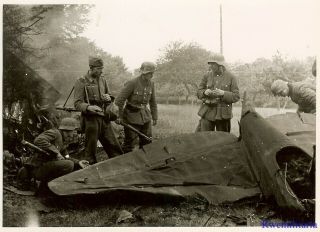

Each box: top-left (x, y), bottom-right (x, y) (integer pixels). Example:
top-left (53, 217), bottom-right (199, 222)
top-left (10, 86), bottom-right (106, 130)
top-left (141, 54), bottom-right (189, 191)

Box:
top-left (56, 153), bottom-right (65, 160)
top-left (204, 89), bottom-right (213, 96)
top-left (101, 94), bottom-right (111, 102)
top-left (153, 120), bottom-right (157, 126)
top-left (79, 160), bottom-right (90, 169)
top-left (87, 105), bottom-right (103, 114)
top-left (212, 89), bottom-right (224, 97)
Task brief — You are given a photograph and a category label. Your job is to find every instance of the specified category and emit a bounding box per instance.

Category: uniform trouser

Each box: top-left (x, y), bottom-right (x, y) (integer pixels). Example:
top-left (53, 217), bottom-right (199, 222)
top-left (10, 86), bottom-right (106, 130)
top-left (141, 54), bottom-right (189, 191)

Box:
top-left (34, 160), bottom-right (74, 182)
top-left (200, 118), bottom-right (231, 132)
top-left (123, 121), bottom-right (152, 153)
top-left (84, 115), bottom-right (123, 163)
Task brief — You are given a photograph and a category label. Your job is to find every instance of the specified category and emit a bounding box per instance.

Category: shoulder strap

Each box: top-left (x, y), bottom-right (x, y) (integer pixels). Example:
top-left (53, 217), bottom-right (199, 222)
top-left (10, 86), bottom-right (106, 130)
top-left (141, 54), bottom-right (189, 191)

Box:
top-left (63, 86), bottom-right (75, 108)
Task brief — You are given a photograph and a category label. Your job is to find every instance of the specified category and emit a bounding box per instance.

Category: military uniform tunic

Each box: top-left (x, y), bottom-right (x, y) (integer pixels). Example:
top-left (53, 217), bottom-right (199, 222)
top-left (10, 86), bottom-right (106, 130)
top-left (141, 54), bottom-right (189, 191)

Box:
top-left (74, 72), bottom-right (123, 162)
top-left (115, 75), bottom-right (158, 152)
top-left (197, 70), bottom-right (240, 132)
top-left (27, 128), bottom-right (74, 182)
top-left (288, 82), bottom-right (316, 113)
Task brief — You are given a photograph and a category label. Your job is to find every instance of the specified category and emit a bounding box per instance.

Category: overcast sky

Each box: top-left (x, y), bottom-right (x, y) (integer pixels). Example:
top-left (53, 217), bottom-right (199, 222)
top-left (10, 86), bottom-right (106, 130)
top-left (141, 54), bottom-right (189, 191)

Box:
top-left (82, 0), bottom-right (318, 71)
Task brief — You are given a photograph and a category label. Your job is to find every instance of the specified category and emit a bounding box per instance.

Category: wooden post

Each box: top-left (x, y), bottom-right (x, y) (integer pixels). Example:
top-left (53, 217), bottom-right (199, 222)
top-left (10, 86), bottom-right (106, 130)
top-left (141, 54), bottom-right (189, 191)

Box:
top-left (220, 4), bottom-right (223, 55)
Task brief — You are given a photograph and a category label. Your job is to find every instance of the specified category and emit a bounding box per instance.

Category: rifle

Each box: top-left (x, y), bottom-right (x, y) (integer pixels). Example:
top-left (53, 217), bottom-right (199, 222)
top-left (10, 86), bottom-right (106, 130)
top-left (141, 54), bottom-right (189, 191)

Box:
top-left (58, 85), bottom-right (149, 142)
top-left (22, 139), bottom-right (70, 159)
top-left (56, 106), bottom-right (78, 112)
top-left (120, 122), bottom-right (152, 142)
top-left (21, 139), bottom-right (51, 156)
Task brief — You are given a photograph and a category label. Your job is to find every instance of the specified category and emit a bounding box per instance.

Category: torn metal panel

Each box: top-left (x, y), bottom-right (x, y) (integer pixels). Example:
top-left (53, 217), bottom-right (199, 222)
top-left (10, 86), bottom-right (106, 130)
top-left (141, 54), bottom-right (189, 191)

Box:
top-left (241, 111), bottom-right (312, 211)
top-left (266, 113), bottom-right (315, 156)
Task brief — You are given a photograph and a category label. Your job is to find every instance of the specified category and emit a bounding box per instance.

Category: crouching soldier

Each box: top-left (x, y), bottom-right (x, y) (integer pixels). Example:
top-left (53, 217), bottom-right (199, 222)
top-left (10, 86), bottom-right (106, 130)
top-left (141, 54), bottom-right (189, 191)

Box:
top-left (17, 118), bottom-right (79, 193)
top-left (115, 62), bottom-right (158, 153)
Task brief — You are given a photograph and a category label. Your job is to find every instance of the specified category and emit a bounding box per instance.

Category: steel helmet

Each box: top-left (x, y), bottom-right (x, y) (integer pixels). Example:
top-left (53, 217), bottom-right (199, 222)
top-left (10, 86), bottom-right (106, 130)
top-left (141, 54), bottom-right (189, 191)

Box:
top-left (208, 54), bottom-right (226, 67)
top-left (140, 62), bottom-right (156, 74)
top-left (270, 79), bottom-right (288, 95)
top-left (89, 56), bottom-right (104, 68)
top-left (59, 117), bottom-right (79, 131)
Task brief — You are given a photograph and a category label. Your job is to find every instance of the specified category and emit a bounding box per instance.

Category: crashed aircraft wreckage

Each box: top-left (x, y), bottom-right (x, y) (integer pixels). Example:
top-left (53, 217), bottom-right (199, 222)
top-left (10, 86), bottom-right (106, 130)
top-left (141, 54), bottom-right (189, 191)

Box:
top-left (49, 100), bottom-right (315, 213)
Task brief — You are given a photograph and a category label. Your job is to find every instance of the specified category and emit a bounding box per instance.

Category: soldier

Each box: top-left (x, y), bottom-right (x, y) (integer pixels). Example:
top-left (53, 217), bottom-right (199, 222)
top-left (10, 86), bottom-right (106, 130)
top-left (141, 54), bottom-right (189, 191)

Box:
top-left (74, 56), bottom-right (123, 163)
top-left (197, 55), bottom-right (240, 132)
top-left (17, 118), bottom-right (78, 192)
top-left (271, 79), bottom-right (316, 113)
top-left (115, 62), bottom-right (158, 153)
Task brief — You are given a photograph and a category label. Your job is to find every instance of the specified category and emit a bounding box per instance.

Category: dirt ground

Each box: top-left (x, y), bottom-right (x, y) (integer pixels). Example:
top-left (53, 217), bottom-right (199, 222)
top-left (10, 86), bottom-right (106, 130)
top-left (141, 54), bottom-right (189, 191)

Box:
top-left (4, 185), bottom-right (291, 227)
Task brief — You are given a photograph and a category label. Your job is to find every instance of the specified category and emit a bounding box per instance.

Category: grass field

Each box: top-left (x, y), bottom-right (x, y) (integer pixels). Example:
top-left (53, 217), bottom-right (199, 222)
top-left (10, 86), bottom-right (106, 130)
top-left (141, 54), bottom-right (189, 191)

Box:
top-left (3, 104), bottom-right (296, 227)
top-left (154, 104), bottom-right (295, 138)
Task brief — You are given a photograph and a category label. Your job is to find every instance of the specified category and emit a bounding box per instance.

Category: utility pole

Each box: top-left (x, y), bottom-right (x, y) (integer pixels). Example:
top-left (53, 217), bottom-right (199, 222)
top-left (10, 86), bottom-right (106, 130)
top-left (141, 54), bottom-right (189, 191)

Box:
top-left (220, 4), bottom-right (223, 55)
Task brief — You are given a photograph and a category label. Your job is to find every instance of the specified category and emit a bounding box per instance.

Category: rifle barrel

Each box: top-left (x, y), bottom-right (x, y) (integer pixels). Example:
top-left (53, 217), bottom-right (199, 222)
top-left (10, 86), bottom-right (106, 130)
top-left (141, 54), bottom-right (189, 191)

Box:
top-left (21, 140), bottom-right (50, 156)
top-left (56, 107), bottom-right (78, 112)
top-left (120, 122), bottom-right (152, 142)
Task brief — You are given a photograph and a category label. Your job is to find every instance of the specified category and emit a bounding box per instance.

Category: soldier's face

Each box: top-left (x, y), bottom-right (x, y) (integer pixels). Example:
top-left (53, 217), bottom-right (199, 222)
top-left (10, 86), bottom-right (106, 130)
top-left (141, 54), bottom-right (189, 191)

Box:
top-left (62, 130), bottom-right (75, 144)
top-left (143, 72), bottom-right (154, 81)
top-left (277, 87), bottom-right (289, 97)
top-left (209, 63), bottom-right (219, 73)
top-left (91, 66), bottom-right (103, 78)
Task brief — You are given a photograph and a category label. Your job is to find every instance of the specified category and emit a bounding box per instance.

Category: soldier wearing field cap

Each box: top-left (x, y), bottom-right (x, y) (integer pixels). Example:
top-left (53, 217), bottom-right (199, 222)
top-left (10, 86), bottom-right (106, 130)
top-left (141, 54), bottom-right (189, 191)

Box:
top-left (115, 62), bottom-right (158, 153)
top-left (74, 56), bottom-right (123, 163)
top-left (197, 55), bottom-right (240, 132)
top-left (271, 79), bottom-right (316, 113)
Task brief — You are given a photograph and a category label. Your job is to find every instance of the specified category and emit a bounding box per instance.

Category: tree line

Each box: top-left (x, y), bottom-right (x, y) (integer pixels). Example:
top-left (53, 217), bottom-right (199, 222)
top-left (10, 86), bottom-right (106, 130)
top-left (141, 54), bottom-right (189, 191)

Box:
top-left (3, 5), bottom-right (315, 108)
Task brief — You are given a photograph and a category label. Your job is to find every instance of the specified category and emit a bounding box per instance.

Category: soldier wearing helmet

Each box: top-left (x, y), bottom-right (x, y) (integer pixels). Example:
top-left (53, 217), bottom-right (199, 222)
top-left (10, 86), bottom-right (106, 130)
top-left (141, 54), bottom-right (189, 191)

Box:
top-left (74, 56), bottom-right (123, 163)
top-left (271, 79), bottom-right (316, 113)
top-left (18, 117), bottom-right (79, 193)
top-left (115, 62), bottom-right (158, 153)
top-left (197, 54), bottom-right (240, 132)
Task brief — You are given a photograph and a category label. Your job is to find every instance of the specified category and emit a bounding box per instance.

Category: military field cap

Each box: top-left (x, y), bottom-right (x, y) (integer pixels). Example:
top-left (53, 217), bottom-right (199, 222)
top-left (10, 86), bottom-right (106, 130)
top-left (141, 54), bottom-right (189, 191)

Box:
top-left (271, 79), bottom-right (288, 95)
top-left (140, 62), bottom-right (156, 74)
top-left (89, 56), bottom-right (104, 67)
top-left (208, 54), bottom-right (226, 67)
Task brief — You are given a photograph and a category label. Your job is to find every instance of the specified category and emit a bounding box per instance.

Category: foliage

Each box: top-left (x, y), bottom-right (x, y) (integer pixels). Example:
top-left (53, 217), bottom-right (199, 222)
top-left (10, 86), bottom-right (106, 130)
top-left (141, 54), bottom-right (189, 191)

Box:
top-left (3, 4), bottom-right (132, 105)
top-left (154, 42), bottom-right (314, 107)
top-left (3, 5), bottom-right (50, 58)
top-left (154, 41), bottom-right (213, 100)
top-left (229, 52), bottom-right (315, 106)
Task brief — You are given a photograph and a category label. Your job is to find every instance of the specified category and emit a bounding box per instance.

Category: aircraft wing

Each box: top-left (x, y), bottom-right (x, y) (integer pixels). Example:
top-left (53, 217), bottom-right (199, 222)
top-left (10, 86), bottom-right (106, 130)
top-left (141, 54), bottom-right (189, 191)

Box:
top-left (49, 110), bottom-right (315, 212)
top-left (49, 132), bottom-right (260, 205)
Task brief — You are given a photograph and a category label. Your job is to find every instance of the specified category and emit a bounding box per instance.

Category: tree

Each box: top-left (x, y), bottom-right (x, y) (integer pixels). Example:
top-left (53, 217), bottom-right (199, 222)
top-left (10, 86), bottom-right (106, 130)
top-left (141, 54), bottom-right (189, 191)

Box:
top-left (229, 51), bottom-right (314, 108)
top-left (3, 5), bottom-right (51, 59)
top-left (155, 41), bottom-right (213, 103)
top-left (4, 5), bottom-right (133, 105)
